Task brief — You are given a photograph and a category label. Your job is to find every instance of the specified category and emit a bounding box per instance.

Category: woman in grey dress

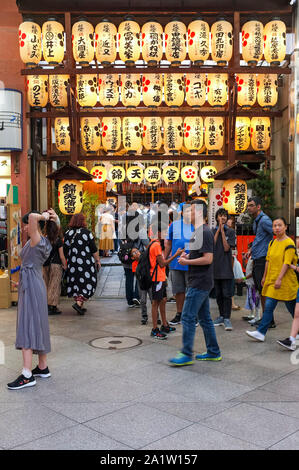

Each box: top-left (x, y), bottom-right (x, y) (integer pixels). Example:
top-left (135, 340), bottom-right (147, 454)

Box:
top-left (7, 209), bottom-right (58, 390)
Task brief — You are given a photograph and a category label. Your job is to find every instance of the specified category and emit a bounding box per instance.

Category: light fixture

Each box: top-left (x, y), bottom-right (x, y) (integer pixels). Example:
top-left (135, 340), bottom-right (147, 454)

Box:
top-left (42, 18), bottom-right (64, 65)
top-left (118, 17), bottom-right (140, 65)
top-left (49, 75), bottom-right (69, 108)
top-left (204, 117), bottom-right (224, 151)
top-left (257, 74), bottom-right (278, 109)
top-left (143, 117), bottom-right (163, 152)
top-left (123, 117), bottom-right (143, 154)
top-left (98, 74), bottom-right (119, 107)
top-left (19, 19), bottom-right (42, 67)
top-left (101, 117), bottom-right (121, 152)
top-left (222, 179), bottom-right (247, 214)
top-left (185, 73), bottom-right (206, 107)
top-left (54, 117), bottom-right (70, 152)
top-left (183, 117), bottom-right (204, 153)
top-left (164, 116), bottom-right (183, 154)
top-left (211, 19), bottom-right (233, 66)
top-left (164, 73), bottom-right (185, 107)
top-left (188, 18), bottom-right (210, 64)
top-left (77, 74), bottom-right (98, 107)
top-left (27, 75), bottom-right (48, 108)
top-left (142, 74), bottom-right (163, 107)
top-left (141, 20), bottom-right (163, 65)
top-left (235, 117), bottom-right (251, 151)
top-left (241, 20), bottom-right (263, 65)
top-left (80, 117), bottom-right (101, 153)
top-left (120, 74), bottom-right (141, 108)
top-left (236, 74), bottom-right (257, 109)
top-left (251, 116), bottom-right (271, 152)
top-left (207, 73), bottom-right (228, 107)
top-left (72, 19), bottom-right (94, 66)
top-left (165, 18), bottom-right (187, 66)
top-left (95, 19), bottom-right (117, 65)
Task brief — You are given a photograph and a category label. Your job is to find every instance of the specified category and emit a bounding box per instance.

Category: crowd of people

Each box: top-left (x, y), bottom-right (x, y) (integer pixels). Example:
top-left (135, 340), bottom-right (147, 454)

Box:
top-left (6, 195), bottom-right (299, 389)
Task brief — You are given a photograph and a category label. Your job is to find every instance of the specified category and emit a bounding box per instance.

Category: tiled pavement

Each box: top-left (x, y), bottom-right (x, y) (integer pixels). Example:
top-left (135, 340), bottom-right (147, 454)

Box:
top-left (1, 269), bottom-right (299, 450)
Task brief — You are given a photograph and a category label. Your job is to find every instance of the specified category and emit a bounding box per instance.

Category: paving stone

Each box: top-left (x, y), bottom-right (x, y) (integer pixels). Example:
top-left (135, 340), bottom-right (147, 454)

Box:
top-left (269, 431), bottom-right (299, 450)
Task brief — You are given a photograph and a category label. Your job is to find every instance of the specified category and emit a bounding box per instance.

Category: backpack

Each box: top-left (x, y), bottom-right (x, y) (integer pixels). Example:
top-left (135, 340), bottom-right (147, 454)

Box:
top-left (118, 239), bottom-right (134, 264)
top-left (135, 241), bottom-right (158, 291)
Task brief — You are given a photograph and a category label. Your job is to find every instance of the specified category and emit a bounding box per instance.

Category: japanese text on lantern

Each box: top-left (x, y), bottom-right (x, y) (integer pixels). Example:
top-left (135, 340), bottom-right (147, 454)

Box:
top-left (234, 183), bottom-right (246, 214)
top-left (171, 23), bottom-right (181, 59)
top-left (149, 24), bottom-right (159, 58)
top-left (124, 23), bottom-right (134, 60)
top-left (63, 184), bottom-right (77, 214)
top-left (30, 24), bottom-right (39, 59)
top-left (215, 24), bottom-right (224, 59)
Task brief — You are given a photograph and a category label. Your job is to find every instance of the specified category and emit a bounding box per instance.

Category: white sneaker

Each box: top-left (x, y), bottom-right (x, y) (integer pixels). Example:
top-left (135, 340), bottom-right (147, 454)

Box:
top-left (296, 335), bottom-right (299, 341)
top-left (246, 330), bottom-right (265, 342)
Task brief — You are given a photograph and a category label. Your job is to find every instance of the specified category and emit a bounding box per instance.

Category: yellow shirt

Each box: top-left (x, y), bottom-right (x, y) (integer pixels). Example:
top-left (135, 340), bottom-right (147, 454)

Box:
top-left (262, 238), bottom-right (298, 301)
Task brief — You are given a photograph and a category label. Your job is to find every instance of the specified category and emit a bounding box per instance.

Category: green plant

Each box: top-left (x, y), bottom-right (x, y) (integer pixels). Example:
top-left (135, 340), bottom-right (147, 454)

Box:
top-left (247, 169), bottom-right (277, 219)
top-left (82, 191), bottom-right (101, 234)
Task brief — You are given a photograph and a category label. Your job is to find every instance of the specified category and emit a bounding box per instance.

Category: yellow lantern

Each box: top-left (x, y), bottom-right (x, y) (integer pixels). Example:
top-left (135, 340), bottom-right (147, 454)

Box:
top-left (54, 117), bottom-right (70, 152)
top-left (164, 117), bottom-right (183, 153)
top-left (49, 74), bottom-right (69, 108)
top-left (235, 117), bottom-right (251, 151)
top-left (19, 20), bottom-right (42, 67)
top-left (164, 74), bottom-right (185, 107)
top-left (123, 117), bottom-right (143, 154)
top-left (118, 17), bottom-right (140, 65)
top-left (145, 166), bottom-right (161, 184)
top-left (257, 74), bottom-right (278, 109)
top-left (78, 166), bottom-right (89, 183)
top-left (58, 180), bottom-right (83, 215)
top-left (165, 19), bottom-right (187, 65)
top-left (205, 117), bottom-right (224, 151)
top-left (186, 74), bottom-right (206, 107)
top-left (95, 19), bottom-right (117, 65)
top-left (188, 18), bottom-right (210, 64)
top-left (200, 166), bottom-right (217, 183)
top-left (207, 74), bottom-right (228, 107)
top-left (264, 19), bottom-right (286, 65)
top-left (181, 165), bottom-right (198, 183)
top-left (42, 19), bottom-right (64, 65)
top-left (143, 117), bottom-right (163, 152)
top-left (237, 74), bottom-right (257, 110)
top-left (142, 74), bottom-right (163, 107)
top-left (77, 74), bottom-right (98, 108)
top-left (102, 117), bottom-right (121, 152)
top-left (80, 117), bottom-right (101, 153)
top-left (127, 165), bottom-right (144, 183)
top-left (162, 166), bottom-right (180, 183)
top-left (184, 117), bottom-right (204, 153)
top-left (222, 179), bottom-right (247, 215)
top-left (27, 75), bottom-right (48, 108)
top-left (211, 20), bottom-right (233, 66)
top-left (72, 20), bottom-right (94, 65)
top-left (90, 165), bottom-right (107, 183)
top-left (121, 74), bottom-right (141, 107)
top-left (242, 20), bottom-right (263, 65)
top-left (108, 166), bottom-right (126, 184)
top-left (141, 21), bottom-right (163, 65)
top-left (251, 117), bottom-right (271, 152)
top-left (99, 74), bottom-right (119, 107)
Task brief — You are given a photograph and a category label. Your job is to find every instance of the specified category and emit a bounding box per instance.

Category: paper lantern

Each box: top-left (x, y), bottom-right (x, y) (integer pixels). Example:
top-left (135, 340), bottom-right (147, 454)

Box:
top-left (108, 166), bottom-right (126, 184)
top-left (90, 165), bottom-right (107, 183)
top-left (72, 20), bottom-right (94, 65)
top-left (42, 19), bottom-right (64, 65)
top-left (236, 74), bottom-right (257, 110)
top-left (143, 117), bottom-right (163, 152)
top-left (27, 75), bottom-right (48, 108)
top-left (141, 21), bottom-right (163, 65)
top-left (118, 18), bottom-right (140, 65)
top-left (58, 180), bottom-right (83, 215)
top-left (205, 117), bottom-right (224, 151)
top-left (80, 117), bottom-right (101, 153)
top-left (127, 165), bottom-right (144, 183)
top-left (186, 74), bottom-right (206, 107)
top-left (164, 117), bottom-right (183, 153)
top-left (102, 117), bottom-right (121, 152)
top-left (78, 166), bottom-right (89, 183)
top-left (142, 74), bottom-right (163, 107)
top-left (241, 20), bottom-right (263, 65)
top-left (165, 19), bottom-right (187, 65)
top-left (98, 74), bottom-right (119, 107)
top-left (235, 117), bottom-right (251, 151)
top-left (54, 117), bottom-right (70, 152)
top-left (207, 74), bottom-right (228, 107)
top-left (181, 165), bottom-right (198, 183)
top-left (264, 19), bottom-right (286, 65)
top-left (162, 166), bottom-right (180, 183)
top-left (251, 117), bottom-right (271, 152)
top-left (145, 166), bottom-right (161, 184)
top-left (188, 19), bottom-right (210, 64)
top-left (123, 117), bottom-right (142, 154)
top-left (49, 74), bottom-right (69, 108)
top-left (222, 179), bottom-right (247, 215)
top-left (164, 74), bottom-right (185, 107)
top-left (257, 74), bottom-right (278, 109)
top-left (77, 74), bottom-right (98, 107)
top-left (95, 19), bottom-right (117, 65)
top-left (184, 117), bottom-right (204, 152)
top-left (19, 20), bottom-right (42, 67)
top-left (200, 166), bottom-right (217, 183)
top-left (121, 74), bottom-right (141, 107)
top-left (211, 20), bottom-right (233, 66)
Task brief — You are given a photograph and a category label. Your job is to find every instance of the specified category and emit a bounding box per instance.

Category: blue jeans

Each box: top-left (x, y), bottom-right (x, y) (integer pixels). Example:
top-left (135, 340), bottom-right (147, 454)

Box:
top-left (181, 287), bottom-right (221, 359)
top-left (258, 297), bottom-right (296, 336)
top-left (124, 267), bottom-right (139, 305)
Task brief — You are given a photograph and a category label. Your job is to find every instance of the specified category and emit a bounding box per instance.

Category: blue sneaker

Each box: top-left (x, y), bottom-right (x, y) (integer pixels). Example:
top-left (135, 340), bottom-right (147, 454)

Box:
top-left (169, 352), bottom-right (194, 367)
top-left (213, 316), bottom-right (224, 327)
top-left (195, 352), bottom-right (222, 361)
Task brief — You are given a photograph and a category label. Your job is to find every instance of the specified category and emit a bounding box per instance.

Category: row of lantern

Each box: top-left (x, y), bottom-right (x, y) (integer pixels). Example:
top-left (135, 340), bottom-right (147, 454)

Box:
top-left (27, 73), bottom-right (278, 110)
top-left (19, 17), bottom-right (286, 68)
top-left (55, 116), bottom-right (271, 154)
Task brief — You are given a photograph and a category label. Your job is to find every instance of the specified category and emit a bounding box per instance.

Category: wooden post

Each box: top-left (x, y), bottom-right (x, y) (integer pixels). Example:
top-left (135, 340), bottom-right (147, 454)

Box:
top-left (65, 12), bottom-right (78, 165)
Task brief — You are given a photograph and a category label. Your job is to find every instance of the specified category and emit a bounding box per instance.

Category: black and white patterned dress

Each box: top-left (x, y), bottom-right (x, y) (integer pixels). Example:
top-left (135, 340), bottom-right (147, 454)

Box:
top-left (64, 227), bottom-right (98, 300)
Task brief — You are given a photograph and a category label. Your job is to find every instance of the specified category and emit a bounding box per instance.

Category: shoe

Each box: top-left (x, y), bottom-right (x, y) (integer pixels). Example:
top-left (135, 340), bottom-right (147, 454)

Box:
top-left (128, 304), bottom-right (135, 309)
top-left (141, 318), bottom-right (148, 325)
top-left (72, 303), bottom-right (85, 315)
top-left (167, 297), bottom-right (176, 303)
top-left (255, 320), bottom-right (276, 329)
top-left (151, 328), bottom-right (167, 340)
top-left (161, 324), bottom-right (176, 334)
top-left (169, 352), bottom-right (194, 367)
top-left (7, 374), bottom-right (36, 390)
top-left (277, 338), bottom-right (296, 351)
top-left (213, 316), bottom-right (224, 327)
top-left (232, 305), bottom-right (241, 310)
top-left (32, 365), bottom-right (51, 378)
top-left (246, 330), bottom-right (265, 342)
top-left (195, 352), bottom-right (222, 361)
top-left (133, 298), bottom-right (141, 306)
top-left (169, 313), bottom-right (181, 325)
top-left (224, 319), bottom-right (233, 331)
top-left (48, 306), bottom-right (61, 315)
top-left (242, 315), bottom-right (255, 321)
top-left (248, 317), bottom-right (261, 325)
